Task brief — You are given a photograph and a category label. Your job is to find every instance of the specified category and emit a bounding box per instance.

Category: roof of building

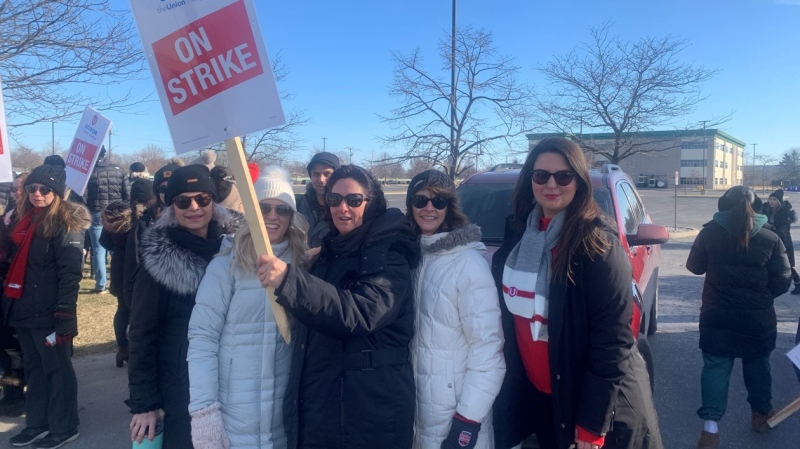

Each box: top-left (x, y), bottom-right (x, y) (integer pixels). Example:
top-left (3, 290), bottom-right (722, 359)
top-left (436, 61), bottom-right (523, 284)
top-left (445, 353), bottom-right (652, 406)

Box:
top-left (527, 129), bottom-right (746, 148)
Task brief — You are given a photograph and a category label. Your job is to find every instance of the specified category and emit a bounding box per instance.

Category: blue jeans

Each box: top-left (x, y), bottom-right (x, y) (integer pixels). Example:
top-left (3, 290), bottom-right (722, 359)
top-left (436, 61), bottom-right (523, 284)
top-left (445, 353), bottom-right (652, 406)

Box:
top-left (89, 211), bottom-right (106, 291)
top-left (697, 351), bottom-right (772, 421)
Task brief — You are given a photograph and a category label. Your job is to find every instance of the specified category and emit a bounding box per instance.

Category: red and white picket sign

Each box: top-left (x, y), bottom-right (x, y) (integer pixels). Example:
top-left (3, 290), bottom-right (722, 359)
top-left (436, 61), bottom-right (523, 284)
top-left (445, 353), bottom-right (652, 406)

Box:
top-left (0, 78), bottom-right (13, 182)
top-left (64, 106), bottom-right (112, 195)
top-left (129, 0), bottom-right (285, 154)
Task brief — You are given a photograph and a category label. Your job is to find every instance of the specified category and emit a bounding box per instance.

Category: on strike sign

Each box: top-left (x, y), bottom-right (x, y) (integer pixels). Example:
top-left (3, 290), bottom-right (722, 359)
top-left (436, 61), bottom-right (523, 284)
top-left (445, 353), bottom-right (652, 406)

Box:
top-left (0, 77), bottom-right (12, 182)
top-left (64, 107), bottom-right (112, 195)
top-left (129, 0), bottom-right (285, 154)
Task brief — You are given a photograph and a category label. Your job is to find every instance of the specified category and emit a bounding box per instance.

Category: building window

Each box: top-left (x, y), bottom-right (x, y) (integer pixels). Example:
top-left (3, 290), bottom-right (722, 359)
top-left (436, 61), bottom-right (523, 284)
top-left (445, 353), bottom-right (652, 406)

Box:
top-left (680, 177), bottom-right (705, 186)
top-left (681, 159), bottom-right (706, 167)
top-left (681, 142), bottom-right (707, 149)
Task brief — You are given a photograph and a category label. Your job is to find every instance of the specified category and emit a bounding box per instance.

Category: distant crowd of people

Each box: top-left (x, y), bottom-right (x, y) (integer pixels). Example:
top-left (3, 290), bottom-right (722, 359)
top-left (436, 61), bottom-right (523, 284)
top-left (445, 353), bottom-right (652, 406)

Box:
top-left (0, 138), bottom-right (796, 449)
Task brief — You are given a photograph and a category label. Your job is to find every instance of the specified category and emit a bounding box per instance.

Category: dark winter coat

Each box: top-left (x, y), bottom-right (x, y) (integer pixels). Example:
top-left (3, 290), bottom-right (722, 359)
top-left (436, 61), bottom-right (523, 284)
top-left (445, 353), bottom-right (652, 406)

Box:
top-left (1, 202), bottom-right (91, 328)
top-left (128, 213), bottom-right (240, 449)
top-left (492, 215), bottom-right (662, 449)
top-left (762, 201), bottom-right (797, 267)
top-left (84, 159), bottom-right (129, 212)
top-left (686, 219), bottom-right (791, 358)
top-left (0, 182), bottom-right (12, 213)
top-left (297, 184), bottom-right (331, 248)
top-left (99, 203), bottom-right (140, 298)
top-left (276, 208), bottom-right (420, 449)
top-left (123, 206), bottom-right (159, 310)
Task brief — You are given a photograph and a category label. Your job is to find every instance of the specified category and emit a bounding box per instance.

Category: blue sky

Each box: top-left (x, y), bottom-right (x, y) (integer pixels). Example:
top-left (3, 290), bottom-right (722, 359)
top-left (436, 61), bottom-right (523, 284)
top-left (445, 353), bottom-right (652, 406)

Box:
top-left (12, 0), bottom-right (800, 165)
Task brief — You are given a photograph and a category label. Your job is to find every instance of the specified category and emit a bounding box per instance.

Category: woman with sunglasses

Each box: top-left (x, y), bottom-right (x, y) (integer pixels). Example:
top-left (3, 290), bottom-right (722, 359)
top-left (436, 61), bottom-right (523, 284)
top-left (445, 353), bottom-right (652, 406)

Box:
top-left (492, 138), bottom-right (661, 449)
top-left (187, 167), bottom-right (308, 449)
top-left (257, 164), bottom-right (420, 449)
top-left (128, 165), bottom-right (242, 449)
top-left (405, 170), bottom-right (505, 449)
top-left (2, 164), bottom-right (90, 448)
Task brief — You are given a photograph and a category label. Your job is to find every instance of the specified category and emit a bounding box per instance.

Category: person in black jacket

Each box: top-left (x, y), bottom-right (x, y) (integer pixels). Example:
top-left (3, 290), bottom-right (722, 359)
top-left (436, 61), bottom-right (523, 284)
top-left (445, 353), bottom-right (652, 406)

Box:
top-left (2, 164), bottom-right (90, 448)
top-left (257, 164), bottom-right (420, 449)
top-left (128, 165), bottom-right (241, 449)
top-left (84, 146), bottom-right (129, 294)
top-left (687, 186), bottom-right (790, 448)
top-left (491, 138), bottom-right (661, 449)
top-left (761, 189), bottom-right (799, 294)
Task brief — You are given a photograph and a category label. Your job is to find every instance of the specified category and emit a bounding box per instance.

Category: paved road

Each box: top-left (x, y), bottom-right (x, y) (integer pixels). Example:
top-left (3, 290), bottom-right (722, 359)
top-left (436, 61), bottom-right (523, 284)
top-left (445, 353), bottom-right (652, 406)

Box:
top-left (0, 187), bottom-right (798, 448)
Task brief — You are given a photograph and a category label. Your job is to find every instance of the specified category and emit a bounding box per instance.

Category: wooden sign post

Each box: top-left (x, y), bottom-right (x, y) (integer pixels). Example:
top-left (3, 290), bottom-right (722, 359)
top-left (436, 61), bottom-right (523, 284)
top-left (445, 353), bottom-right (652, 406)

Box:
top-left (225, 137), bottom-right (290, 343)
top-left (767, 395), bottom-right (800, 428)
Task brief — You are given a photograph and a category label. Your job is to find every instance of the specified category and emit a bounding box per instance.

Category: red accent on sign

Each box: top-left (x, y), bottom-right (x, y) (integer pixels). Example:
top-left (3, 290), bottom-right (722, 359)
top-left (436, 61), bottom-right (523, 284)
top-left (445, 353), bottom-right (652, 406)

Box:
top-left (0, 125), bottom-right (4, 155)
top-left (65, 138), bottom-right (99, 175)
top-left (92, 115), bottom-right (98, 126)
top-left (152, 0), bottom-right (264, 115)
top-left (502, 284), bottom-right (535, 299)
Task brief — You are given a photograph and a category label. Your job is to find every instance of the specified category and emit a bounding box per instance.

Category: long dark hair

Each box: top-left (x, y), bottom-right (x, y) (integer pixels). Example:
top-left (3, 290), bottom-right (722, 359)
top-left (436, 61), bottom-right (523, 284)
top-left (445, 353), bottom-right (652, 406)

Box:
top-left (718, 186), bottom-right (757, 250)
top-left (405, 186), bottom-right (469, 234)
top-left (511, 137), bottom-right (610, 283)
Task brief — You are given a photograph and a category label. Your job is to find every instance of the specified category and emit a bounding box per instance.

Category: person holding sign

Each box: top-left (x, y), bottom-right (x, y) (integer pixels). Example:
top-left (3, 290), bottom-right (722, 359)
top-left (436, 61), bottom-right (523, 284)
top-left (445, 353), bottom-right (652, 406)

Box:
top-left (3, 164), bottom-right (89, 448)
top-left (128, 165), bottom-right (242, 448)
top-left (188, 167), bottom-right (308, 449)
top-left (257, 165), bottom-right (420, 449)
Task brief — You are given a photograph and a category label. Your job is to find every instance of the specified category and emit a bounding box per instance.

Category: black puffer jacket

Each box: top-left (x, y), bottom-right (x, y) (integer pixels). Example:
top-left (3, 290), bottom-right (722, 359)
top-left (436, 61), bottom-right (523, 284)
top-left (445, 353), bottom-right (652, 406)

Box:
top-left (276, 208), bottom-right (420, 449)
top-left (128, 213), bottom-right (240, 449)
top-left (687, 218), bottom-right (791, 358)
top-left (1, 202), bottom-right (91, 328)
top-left (762, 200), bottom-right (797, 267)
top-left (492, 215), bottom-right (662, 449)
top-left (123, 205), bottom-right (160, 310)
top-left (99, 201), bottom-right (140, 298)
top-left (84, 159), bottom-right (129, 212)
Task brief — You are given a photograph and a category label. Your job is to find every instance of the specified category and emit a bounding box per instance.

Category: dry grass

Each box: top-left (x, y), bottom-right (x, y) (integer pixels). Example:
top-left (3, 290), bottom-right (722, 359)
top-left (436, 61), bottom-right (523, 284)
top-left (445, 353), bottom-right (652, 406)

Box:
top-left (73, 264), bottom-right (118, 357)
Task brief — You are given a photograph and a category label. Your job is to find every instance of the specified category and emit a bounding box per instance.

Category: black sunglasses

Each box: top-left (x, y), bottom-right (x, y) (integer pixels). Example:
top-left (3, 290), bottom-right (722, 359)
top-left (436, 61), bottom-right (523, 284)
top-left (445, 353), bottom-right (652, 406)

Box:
top-left (25, 185), bottom-right (53, 195)
top-left (260, 203), bottom-right (293, 217)
top-left (326, 193), bottom-right (368, 208)
top-left (172, 193), bottom-right (213, 210)
top-left (531, 170), bottom-right (576, 186)
top-left (411, 195), bottom-right (449, 210)
top-left (157, 184), bottom-right (168, 194)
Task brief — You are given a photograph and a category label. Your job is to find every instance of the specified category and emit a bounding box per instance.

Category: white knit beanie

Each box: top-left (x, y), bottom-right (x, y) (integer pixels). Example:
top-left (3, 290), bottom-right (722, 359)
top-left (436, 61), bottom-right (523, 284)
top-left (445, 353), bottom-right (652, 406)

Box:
top-left (254, 166), bottom-right (297, 211)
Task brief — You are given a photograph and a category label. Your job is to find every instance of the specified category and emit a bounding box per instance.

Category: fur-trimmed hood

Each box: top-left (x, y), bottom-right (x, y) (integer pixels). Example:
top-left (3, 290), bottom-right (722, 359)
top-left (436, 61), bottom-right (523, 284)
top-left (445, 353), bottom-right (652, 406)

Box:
top-left (139, 211), bottom-right (243, 296)
top-left (420, 224), bottom-right (482, 255)
top-left (101, 200), bottom-right (134, 234)
top-left (62, 201), bottom-right (92, 233)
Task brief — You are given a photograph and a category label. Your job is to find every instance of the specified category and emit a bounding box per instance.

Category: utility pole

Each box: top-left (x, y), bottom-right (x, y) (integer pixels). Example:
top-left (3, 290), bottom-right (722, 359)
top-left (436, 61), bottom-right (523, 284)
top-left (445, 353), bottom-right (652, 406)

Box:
top-left (322, 137), bottom-right (326, 151)
top-left (752, 143), bottom-right (758, 191)
top-left (51, 121), bottom-right (55, 155)
top-left (449, 0), bottom-right (457, 178)
top-left (348, 147), bottom-right (355, 165)
top-left (107, 129), bottom-right (112, 160)
top-left (700, 120), bottom-right (709, 195)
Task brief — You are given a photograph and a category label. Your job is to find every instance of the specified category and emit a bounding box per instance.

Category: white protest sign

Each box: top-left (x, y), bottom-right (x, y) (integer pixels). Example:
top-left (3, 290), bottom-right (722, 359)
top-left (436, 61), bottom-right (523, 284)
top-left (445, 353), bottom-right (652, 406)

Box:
top-left (0, 79), bottom-right (13, 182)
top-left (129, 0), bottom-right (285, 154)
top-left (788, 342), bottom-right (800, 370)
top-left (64, 106), bottom-right (112, 195)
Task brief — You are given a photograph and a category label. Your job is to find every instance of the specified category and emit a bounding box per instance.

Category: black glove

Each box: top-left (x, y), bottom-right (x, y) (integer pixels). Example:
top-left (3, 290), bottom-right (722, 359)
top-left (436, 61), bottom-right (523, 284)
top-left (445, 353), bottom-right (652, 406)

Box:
top-left (54, 305), bottom-right (78, 345)
top-left (441, 414), bottom-right (481, 449)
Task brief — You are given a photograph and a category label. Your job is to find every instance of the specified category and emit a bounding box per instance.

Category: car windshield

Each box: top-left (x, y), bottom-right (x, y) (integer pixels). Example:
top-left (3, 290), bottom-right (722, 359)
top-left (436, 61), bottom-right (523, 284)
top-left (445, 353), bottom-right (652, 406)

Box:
top-left (458, 183), bottom-right (616, 244)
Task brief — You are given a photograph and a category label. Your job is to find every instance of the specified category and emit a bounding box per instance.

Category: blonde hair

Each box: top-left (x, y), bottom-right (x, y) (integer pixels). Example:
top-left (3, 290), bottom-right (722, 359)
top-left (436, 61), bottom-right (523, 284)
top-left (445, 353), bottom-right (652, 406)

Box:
top-left (17, 193), bottom-right (83, 239)
top-left (230, 211), bottom-right (309, 274)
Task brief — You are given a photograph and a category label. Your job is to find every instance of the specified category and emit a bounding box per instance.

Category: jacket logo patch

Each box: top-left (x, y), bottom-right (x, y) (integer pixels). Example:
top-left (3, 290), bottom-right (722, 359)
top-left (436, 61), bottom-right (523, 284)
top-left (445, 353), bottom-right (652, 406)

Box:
top-left (187, 178), bottom-right (198, 183)
top-left (458, 430), bottom-right (472, 447)
top-left (163, 170), bottom-right (172, 178)
top-left (508, 286), bottom-right (517, 297)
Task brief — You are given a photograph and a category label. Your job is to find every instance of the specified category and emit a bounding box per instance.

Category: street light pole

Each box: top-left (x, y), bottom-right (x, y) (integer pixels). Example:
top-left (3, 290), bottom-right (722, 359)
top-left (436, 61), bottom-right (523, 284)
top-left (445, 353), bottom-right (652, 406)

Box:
top-left (449, 0), bottom-right (457, 177)
top-left (700, 120), bottom-right (708, 194)
top-left (323, 137), bottom-right (326, 151)
top-left (752, 143), bottom-right (758, 191)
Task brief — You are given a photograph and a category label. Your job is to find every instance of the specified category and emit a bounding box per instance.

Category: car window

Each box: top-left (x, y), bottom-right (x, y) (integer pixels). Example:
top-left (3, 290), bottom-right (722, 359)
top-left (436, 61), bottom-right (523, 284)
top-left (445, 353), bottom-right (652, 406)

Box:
top-left (457, 183), bottom-right (514, 243)
top-left (615, 181), bottom-right (642, 235)
top-left (620, 182), bottom-right (649, 225)
top-left (592, 187), bottom-right (614, 223)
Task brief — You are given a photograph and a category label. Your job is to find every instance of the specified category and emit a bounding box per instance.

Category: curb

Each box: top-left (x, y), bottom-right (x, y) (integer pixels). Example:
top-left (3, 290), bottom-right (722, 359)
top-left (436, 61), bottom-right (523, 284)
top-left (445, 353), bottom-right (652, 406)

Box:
top-left (669, 228), bottom-right (699, 239)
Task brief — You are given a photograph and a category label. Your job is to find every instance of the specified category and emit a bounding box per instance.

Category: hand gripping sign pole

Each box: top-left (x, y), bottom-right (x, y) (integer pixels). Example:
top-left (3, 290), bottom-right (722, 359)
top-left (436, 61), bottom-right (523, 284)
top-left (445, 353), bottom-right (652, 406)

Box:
top-left (225, 137), bottom-right (290, 343)
top-left (129, 0), bottom-right (290, 342)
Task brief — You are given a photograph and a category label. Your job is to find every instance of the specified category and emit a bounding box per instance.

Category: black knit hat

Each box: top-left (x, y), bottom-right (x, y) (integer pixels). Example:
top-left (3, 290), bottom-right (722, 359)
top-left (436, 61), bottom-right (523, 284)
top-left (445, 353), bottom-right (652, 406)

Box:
top-left (129, 162), bottom-right (146, 173)
top-left (164, 165), bottom-right (218, 206)
top-left (43, 155), bottom-right (66, 168)
top-left (407, 169), bottom-right (455, 198)
top-left (769, 189), bottom-right (784, 203)
top-left (25, 164), bottom-right (67, 198)
top-left (718, 186), bottom-right (762, 212)
top-left (153, 162), bottom-right (182, 198)
top-left (130, 178), bottom-right (154, 204)
top-left (307, 151), bottom-right (340, 174)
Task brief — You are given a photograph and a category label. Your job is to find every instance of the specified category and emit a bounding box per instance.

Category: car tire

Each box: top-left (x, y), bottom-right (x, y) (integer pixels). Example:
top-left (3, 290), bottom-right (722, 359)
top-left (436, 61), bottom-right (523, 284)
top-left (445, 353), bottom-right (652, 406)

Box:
top-left (637, 336), bottom-right (655, 393)
top-left (647, 276), bottom-right (659, 336)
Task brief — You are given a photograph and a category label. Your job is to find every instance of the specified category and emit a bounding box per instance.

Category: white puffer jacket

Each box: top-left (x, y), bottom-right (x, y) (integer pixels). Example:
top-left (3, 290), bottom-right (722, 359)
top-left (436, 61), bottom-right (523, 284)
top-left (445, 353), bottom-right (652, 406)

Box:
top-left (188, 237), bottom-right (292, 449)
top-left (413, 225), bottom-right (506, 449)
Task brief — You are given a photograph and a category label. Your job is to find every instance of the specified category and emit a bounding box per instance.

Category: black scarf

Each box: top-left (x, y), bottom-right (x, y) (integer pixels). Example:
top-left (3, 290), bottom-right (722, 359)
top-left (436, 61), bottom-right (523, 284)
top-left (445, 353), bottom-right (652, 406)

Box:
top-left (167, 221), bottom-right (224, 263)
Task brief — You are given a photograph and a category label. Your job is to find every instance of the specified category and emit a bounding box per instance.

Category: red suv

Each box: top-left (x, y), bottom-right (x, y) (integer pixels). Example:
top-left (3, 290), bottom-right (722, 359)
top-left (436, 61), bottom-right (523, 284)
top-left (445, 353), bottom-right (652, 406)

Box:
top-left (457, 164), bottom-right (669, 380)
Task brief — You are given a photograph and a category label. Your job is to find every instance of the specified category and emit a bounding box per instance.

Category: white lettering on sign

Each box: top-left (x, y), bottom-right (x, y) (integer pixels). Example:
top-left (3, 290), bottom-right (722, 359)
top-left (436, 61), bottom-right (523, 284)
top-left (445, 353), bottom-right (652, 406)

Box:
top-left (166, 43), bottom-right (258, 104)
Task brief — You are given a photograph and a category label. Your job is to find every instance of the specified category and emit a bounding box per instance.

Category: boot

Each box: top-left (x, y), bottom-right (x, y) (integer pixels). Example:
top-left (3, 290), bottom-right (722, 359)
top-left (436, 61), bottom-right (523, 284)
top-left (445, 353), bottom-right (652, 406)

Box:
top-left (0, 384), bottom-right (25, 417)
top-left (696, 430), bottom-right (719, 449)
top-left (116, 347), bottom-right (129, 368)
top-left (791, 284), bottom-right (800, 295)
top-left (752, 410), bottom-right (774, 433)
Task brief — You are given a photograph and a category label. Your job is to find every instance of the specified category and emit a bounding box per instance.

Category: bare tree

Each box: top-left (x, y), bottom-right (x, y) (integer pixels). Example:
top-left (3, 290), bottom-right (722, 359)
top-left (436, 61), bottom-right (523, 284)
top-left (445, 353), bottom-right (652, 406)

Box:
top-left (11, 145), bottom-right (44, 171)
top-left (1, 0), bottom-right (148, 129)
top-left (405, 158), bottom-right (434, 178)
top-left (381, 26), bottom-right (536, 180)
top-left (755, 154), bottom-right (777, 193)
top-left (537, 22), bottom-right (719, 163)
top-left (133, 144), bottom-right (169, 174)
